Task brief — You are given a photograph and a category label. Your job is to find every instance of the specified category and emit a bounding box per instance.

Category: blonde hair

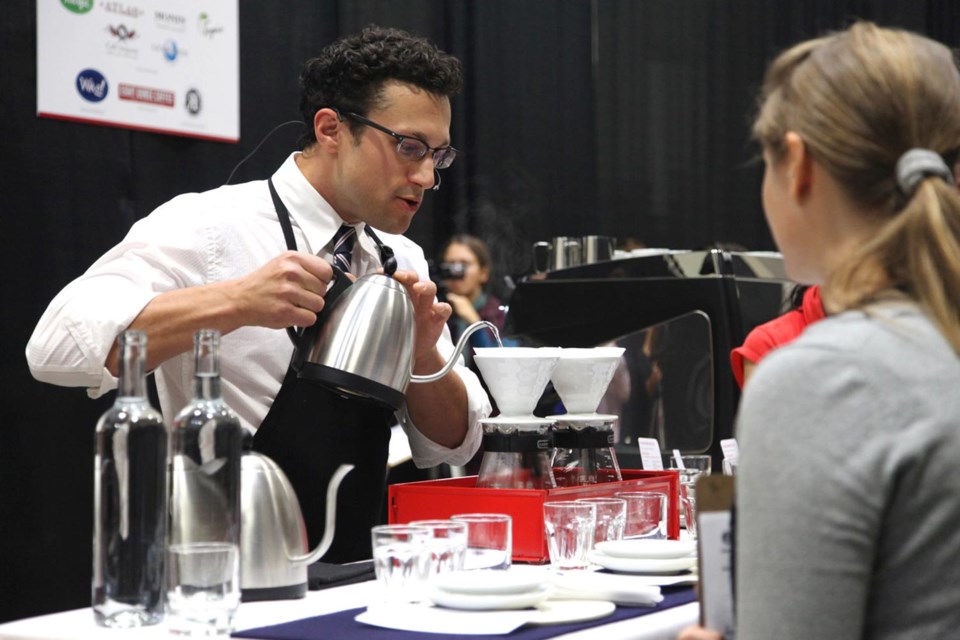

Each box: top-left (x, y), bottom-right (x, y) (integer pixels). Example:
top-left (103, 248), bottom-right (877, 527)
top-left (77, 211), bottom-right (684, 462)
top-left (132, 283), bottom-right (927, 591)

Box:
top-left (753, 22), bottom-right (960, 353)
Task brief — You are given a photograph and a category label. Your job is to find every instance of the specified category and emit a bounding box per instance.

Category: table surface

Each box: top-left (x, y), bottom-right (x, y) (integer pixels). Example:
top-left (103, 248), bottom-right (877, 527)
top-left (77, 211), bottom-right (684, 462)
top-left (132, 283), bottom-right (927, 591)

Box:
top-left (0, 579), bottom-right (699, 640)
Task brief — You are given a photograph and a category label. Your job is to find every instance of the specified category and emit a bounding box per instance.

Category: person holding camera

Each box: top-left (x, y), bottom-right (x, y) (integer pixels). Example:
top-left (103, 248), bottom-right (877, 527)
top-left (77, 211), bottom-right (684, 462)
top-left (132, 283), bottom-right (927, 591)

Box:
top-left (439, 234), bottom-right (506, 366)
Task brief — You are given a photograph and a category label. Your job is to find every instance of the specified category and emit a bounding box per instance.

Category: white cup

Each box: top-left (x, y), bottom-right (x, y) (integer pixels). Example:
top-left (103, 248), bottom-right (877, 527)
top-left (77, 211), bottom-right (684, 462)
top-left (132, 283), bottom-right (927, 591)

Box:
top-left (166, 542), bottom-right (240, 637)
top-left (544, 501), bottom-right (596, 570)
top-left (371, 524), bottom-right (431, 604)
top-left (576, 497), bottom-right (627, 544)
top-left (450, 513), bottom-right (512, 570)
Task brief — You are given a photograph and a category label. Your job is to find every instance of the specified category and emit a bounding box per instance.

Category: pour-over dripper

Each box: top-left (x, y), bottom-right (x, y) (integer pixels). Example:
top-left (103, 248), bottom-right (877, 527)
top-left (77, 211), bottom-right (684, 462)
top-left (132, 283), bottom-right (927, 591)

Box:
top-left (550, 347), bottom-right (625, 414)
top-left (472, 347), bottom-right (560, 417)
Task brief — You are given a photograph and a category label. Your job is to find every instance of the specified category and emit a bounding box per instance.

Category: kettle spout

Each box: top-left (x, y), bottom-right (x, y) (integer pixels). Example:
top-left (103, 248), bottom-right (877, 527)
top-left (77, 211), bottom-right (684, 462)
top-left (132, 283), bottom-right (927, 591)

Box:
top-left (288, 463), bottom-right (354, 565)
top-left (410, 321), bottom-right (501, 384)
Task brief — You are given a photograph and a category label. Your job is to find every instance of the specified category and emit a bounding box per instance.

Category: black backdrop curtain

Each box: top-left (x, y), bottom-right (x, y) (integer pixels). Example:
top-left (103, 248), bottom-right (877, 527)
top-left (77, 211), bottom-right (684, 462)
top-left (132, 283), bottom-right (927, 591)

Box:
top-left (1, 0), bottom-right (957, 622)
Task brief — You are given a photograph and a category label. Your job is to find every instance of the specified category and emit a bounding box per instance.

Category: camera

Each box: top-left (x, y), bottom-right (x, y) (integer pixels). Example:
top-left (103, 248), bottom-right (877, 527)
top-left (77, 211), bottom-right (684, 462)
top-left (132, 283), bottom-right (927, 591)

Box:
top-left (428, 261), bottom-right (466, 281)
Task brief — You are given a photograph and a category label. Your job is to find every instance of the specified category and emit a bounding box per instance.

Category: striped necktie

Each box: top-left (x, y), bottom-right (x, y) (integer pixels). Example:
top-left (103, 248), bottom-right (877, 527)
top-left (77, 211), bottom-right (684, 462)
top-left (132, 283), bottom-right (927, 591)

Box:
top-left (331, 224), bottom-right (356, 273)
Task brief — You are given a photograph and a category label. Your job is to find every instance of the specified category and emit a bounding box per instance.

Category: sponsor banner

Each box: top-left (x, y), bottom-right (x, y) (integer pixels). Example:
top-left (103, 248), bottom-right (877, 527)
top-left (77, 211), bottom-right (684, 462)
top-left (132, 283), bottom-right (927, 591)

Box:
top-left (37, 0), bottom-right (239, 143)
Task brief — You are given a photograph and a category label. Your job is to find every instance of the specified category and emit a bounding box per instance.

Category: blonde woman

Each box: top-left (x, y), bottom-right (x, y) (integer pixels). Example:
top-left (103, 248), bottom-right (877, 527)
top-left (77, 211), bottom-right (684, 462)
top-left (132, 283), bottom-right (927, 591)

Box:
top-left (682, 22), bottom-right (960, 640)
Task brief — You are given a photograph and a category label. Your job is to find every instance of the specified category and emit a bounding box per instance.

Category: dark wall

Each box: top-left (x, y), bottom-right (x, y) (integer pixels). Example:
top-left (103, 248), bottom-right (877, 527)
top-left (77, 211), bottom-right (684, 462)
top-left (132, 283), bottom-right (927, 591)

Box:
top-left (2, 0), bottom-right (957, 623)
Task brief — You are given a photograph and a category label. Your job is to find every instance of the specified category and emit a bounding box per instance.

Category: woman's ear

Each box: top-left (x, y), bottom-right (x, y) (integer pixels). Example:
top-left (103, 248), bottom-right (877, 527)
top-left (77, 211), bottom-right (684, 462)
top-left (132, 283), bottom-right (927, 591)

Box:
top-left (784, 131), bottom-right (813, 201)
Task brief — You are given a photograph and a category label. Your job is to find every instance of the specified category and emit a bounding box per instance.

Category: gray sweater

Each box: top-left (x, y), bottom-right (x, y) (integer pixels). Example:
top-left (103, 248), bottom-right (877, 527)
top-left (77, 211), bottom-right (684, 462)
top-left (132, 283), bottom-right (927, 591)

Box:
top-left (736, 302), bottom-right (960, 639)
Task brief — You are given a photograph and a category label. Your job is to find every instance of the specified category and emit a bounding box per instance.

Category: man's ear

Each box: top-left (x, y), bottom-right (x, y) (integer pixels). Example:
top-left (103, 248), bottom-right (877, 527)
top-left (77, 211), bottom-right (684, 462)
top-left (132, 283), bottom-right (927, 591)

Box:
top-left (313, 108), bottom-right (343, 150)
top-left (784, 131), bottom-right (813, 201)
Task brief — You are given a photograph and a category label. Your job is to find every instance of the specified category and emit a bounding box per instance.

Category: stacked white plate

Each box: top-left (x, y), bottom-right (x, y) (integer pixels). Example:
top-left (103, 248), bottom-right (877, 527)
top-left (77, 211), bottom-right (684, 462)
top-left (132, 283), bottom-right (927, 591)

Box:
top-left (588, 539), bottom-right (698, 575)
top-left (428, 570), bottom-right (552, 611)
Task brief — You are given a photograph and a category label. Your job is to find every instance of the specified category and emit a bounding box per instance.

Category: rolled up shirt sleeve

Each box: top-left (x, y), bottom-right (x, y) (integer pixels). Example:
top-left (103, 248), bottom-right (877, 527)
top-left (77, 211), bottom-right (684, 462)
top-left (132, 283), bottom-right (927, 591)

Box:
top-left (25, 196), bottom-right (213, 396)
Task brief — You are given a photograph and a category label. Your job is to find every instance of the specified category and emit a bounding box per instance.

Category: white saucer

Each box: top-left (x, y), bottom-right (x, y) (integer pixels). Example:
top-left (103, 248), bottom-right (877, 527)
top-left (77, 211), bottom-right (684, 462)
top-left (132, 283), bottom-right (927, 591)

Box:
top-left (595, 539), bottom-right (697, 560)
top-left (480, 416), bottom-right (555, 427)
top-left (588, 551), bottom-right (697, 575)
top-left (428, 584), bottom-right (552, 611)
top-left (547, 413), bottom-right (618, 424)
top-left (433, 570), bottom-right (545, 596)
top-left (526, 599), bottom-right (616, 625)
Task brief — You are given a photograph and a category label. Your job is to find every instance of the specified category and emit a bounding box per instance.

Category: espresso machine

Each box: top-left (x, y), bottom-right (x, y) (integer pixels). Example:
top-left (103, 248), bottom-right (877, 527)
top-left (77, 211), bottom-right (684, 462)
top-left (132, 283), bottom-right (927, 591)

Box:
top-left (505, 249), bottom-right (793, 469)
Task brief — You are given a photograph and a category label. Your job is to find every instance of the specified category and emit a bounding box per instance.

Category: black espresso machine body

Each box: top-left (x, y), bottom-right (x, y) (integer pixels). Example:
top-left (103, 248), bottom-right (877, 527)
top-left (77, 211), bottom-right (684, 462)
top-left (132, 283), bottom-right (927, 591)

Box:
top-left (504, 249), bottom-right (794, 470)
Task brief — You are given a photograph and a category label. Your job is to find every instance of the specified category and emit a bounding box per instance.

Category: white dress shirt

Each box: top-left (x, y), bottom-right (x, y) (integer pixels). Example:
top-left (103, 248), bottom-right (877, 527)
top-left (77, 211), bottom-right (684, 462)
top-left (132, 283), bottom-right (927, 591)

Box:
top-left (26, 153), bottom-right (488, 467)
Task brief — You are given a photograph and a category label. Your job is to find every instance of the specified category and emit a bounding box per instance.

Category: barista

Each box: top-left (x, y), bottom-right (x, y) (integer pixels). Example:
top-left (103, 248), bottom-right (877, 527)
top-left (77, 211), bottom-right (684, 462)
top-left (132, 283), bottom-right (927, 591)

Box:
top-left (25, 26), bottom-right (491, 562)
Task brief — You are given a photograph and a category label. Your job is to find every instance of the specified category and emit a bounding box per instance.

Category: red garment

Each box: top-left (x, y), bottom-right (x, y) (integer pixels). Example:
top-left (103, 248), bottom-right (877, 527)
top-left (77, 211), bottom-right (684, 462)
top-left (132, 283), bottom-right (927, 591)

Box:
top-left (730, 285), bottom-right (825, 388)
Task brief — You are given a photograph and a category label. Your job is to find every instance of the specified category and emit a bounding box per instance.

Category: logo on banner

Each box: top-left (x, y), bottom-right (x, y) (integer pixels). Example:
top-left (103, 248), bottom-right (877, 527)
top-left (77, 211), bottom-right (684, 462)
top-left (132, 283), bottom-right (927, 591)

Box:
top-left (61, 0), bottom-right (93, 14)
top-left (119, 83), bottom-right (175, 108)
top-left (76, 69), bottom-right (108, 102)
top-left (163, 39), bottom-right (178, 61)
top-left (103, 2), bottom-right (142, 18)
top-left (155, 11), bottom-right (186, 32)
top-left (197, 12), bottom-right (224, 38)
top-left (185, 89), bottom-right (202, 116)
top-left (107, 24), bottom-right (137, 41)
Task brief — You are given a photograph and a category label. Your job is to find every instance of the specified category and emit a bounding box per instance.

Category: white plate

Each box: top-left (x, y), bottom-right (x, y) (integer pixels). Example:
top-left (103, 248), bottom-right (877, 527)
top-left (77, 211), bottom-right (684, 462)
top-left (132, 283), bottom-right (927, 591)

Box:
top-left (588, 551), bottom-right (697, 575)
top-left (595, 539), bottom-right (697, 559)
top-left (428, 584), bottom-right (552, 611)
top-left (526, 599), bottom-right (616, 625)
top-left (433, 570), bottom-right (546, 596)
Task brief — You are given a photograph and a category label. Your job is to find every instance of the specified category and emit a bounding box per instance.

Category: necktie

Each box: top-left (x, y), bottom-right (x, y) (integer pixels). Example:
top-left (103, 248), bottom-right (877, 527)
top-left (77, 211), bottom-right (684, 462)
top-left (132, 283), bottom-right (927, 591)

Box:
top-left (331, 224), bottom-right (356, 273)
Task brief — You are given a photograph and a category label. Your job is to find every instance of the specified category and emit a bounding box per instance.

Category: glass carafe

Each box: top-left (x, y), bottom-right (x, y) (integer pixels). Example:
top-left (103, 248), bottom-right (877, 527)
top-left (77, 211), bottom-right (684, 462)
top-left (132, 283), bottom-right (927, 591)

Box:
top-left (93, 330), bottom-right (167, 627)
top-left (551, 415), bottom-right (622, 486)
top-left (476, 417), bottom-right (557, 490)
top-left (169, 329), bottom-right (243, 548)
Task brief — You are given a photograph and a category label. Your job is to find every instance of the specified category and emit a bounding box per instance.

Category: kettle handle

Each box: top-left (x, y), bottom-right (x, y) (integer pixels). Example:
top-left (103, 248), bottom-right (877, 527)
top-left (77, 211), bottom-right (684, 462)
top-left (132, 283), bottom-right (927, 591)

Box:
top-left (288, 463), bottom-right (355, 566)
top-left (409, 320), bottom-right (500, 384)
top-left (288, 265), bottom-right (354, 368)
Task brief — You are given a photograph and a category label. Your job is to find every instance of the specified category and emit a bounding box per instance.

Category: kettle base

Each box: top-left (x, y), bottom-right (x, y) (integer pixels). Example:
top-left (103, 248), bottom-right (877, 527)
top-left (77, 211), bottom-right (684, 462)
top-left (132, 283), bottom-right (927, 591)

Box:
top-left (241, 582), bottom-right (308, 602)
top-left (298, 363), bottom-right (404, 410)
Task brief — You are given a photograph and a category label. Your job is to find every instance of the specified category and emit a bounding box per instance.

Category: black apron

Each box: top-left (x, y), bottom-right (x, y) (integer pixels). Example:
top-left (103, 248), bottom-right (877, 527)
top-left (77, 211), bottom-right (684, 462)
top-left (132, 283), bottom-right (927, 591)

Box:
top-left (252, 179), bottom-right (395, 563)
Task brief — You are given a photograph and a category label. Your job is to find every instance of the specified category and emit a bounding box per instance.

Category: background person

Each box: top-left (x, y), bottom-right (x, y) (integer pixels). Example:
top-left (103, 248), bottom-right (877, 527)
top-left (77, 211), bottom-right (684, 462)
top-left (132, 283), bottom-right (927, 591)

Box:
top-left (729, 284), bottom-right (824, 388)
top-left (439, 234), bottom-right (507, 366)
top-left (25, 26), bottom-right (491, 562)
top-left (681, 21), bottom-right (960, 640)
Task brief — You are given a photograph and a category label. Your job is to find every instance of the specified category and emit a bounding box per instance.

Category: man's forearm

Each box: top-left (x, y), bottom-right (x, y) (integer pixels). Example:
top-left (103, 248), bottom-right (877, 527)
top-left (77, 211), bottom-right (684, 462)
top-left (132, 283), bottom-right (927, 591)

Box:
top-left (106, 281), bottom-right (242, 375)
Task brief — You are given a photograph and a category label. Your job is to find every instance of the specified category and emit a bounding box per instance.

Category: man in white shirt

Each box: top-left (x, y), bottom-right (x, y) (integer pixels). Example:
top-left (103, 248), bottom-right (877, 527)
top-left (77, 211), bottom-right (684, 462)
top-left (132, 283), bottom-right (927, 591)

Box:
top-left (26, 25), bottom-right (491, 561)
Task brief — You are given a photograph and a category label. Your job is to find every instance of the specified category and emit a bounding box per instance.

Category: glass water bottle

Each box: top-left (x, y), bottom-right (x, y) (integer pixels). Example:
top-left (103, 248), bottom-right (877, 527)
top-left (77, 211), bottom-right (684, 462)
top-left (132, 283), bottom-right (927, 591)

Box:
top-left (168, 329), bottom-right (243, 548)
top-left (93, 330), bottom-right (167, 627)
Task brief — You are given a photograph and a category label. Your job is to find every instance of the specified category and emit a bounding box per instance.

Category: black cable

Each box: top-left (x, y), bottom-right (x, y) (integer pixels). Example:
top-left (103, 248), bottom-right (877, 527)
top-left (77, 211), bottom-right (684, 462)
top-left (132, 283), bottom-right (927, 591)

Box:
top-left (224, 120), bottom-right (303, 185)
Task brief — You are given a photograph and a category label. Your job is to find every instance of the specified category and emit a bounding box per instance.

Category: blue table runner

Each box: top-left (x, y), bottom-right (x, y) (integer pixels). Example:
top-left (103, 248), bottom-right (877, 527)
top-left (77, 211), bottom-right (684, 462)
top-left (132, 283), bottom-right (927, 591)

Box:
top-left (233, 586), bottom-right (696, 640)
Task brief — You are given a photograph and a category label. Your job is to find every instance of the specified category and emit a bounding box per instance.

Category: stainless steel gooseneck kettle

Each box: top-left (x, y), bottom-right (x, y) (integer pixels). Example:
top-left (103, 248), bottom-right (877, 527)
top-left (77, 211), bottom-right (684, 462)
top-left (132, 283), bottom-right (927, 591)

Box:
top-left (290, 259), bottom-right (499, 409)
top-left (240, 442), bottom-right (354, 601)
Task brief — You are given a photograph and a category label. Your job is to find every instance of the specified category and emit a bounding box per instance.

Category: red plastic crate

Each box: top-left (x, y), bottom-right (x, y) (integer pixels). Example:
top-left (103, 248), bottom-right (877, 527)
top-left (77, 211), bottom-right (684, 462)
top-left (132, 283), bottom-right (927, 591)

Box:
top-left (388, 469), bottom-right (680, 564)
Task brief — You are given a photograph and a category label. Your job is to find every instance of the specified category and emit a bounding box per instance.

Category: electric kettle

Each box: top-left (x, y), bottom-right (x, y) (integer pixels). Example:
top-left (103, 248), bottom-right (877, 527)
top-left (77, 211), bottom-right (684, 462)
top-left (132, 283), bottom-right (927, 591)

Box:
top-left (240, 444), bottom-right (354, 601)
top-left (290, 265), bottom-right (500, 410)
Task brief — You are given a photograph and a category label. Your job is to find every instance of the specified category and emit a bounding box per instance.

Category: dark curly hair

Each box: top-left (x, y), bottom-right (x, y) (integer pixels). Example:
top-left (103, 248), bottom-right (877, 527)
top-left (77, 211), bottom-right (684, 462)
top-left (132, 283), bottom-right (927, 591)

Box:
top-left (297, 25), bottom-right (464, 149)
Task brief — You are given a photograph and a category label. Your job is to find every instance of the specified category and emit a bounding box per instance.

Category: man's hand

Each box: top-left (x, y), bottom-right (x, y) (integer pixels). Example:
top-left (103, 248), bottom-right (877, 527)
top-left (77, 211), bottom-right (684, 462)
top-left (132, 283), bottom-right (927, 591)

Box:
top-left (391, 269), bottom-right (453, 368)
top-left (229, 250), bottom-right (335, 330)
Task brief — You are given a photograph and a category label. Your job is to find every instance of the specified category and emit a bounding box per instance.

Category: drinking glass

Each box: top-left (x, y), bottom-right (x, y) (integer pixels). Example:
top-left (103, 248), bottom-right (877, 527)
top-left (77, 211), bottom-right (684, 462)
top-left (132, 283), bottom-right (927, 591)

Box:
top-left (543, 502), bottom-right (596, 570)
top-left (615, 491), bottom-right (666, 539)
top-left (576, 497), bottom-right (626, 544)
top-left (450, 513), bottom-right (512, 570)
top-left (409, 519), bottom-right (468, 578)
top-left (668, 454), bottom-right (712, 538)
top-left (166, 542), bottom-right (240, 637)
top-left (370, 524), bottom-right (431, 604)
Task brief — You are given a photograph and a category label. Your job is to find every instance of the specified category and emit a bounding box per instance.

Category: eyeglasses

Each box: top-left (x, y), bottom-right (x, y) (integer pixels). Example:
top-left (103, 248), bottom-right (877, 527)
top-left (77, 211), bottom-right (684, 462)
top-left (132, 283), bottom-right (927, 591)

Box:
top-left (337, 109), bottom-right (458, 170)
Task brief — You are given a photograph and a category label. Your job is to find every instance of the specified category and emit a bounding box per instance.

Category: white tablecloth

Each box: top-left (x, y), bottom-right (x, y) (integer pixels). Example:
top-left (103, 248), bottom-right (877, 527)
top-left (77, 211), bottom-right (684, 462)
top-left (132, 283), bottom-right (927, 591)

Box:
top-left (0, 580), bottom-right (698, 640)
